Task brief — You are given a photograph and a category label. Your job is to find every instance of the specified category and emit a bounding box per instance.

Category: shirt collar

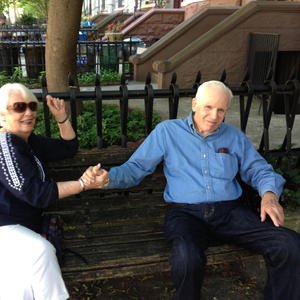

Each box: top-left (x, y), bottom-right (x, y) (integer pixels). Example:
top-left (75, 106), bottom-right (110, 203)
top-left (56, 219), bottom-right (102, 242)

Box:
top-left (187, 111), bottom-right (221, 137)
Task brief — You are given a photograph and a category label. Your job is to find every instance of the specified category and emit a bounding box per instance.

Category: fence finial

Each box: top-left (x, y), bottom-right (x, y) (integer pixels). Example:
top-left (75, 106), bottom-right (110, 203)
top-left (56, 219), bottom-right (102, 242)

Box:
top-left (68, 73), bottom-right (75, 87)
top-left (171, 73), bottom-right (177, 84)
top-left (220, 70), bottom-right (226, 82)
top-left (146, 72), bottom-right (151, 85)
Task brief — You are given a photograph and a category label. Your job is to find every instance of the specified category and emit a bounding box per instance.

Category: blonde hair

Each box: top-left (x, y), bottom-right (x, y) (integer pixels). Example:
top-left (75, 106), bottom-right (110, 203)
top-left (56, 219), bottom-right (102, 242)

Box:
top-left (195, 80), bottom-right (233, 107)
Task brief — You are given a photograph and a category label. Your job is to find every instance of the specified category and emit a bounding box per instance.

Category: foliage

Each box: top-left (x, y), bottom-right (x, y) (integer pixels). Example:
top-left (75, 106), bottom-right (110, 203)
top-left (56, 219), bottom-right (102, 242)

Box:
top-left (16, 12), bottom-right (37, 25)
top-left (0, 67), bottom-right (27, 86)
top-left (152, 0), bottom-right (169, 8)
top-left (16, 0), bottom-right (48, 20)
top-left (105, 21), bottom-right (122, 33)
top-left (0, 0), bottom-right (12, 15)
top-left (99, 69), bottom-right (121, 83)
top-left (272, 157), bottom-right (300, 207)
top-left (0, 69), bottom-right (121, 87)
top-left (78, 70), bottom-right (121, 85)
top-left (34, 102), bottom-right (161, 148)
top-left (281, 168), bottom-right (300, 206)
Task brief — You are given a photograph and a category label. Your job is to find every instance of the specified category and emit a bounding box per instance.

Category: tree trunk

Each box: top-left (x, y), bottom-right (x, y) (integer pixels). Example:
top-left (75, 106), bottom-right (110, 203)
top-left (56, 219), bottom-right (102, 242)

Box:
top-left (46, 0), bottom-right (83, 92)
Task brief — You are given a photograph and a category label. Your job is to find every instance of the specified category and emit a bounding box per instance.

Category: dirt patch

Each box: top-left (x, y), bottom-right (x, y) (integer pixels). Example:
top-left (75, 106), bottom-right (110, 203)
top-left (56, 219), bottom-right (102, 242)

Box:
top-left (67, 257), bottom-right (266, 300)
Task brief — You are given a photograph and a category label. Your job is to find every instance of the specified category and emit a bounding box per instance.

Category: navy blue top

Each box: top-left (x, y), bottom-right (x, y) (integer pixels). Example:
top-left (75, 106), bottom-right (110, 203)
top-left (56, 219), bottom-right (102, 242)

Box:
top-left (0, 132), bottom-right (78, 232)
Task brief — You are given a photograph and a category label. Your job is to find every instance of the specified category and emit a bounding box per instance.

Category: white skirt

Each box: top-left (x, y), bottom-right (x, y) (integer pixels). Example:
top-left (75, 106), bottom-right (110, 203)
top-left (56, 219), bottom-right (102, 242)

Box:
top-left (0, 224), bottom-right (69, 300)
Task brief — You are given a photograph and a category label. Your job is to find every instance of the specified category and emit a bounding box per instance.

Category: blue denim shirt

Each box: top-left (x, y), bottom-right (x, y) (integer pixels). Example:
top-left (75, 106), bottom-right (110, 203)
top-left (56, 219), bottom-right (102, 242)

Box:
top-left (108, 112), bottom-right (285, 204)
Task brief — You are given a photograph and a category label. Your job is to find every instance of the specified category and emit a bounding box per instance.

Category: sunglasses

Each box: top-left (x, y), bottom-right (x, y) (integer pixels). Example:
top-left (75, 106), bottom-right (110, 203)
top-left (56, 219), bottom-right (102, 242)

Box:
top-left (7, 102), bottom-right (38, 113)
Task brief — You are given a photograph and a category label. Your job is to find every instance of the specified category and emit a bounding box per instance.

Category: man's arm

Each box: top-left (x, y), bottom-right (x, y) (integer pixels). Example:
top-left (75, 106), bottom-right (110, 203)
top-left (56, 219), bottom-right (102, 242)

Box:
top-left (237, 132), bottom-right (286, 226)
top-left (82, 123), bottom-right (165, 189)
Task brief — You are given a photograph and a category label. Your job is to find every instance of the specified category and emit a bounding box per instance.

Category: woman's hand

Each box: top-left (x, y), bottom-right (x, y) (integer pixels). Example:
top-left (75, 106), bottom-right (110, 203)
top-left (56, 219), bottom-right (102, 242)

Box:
top-left (46, 95), bottom-right (67, 123)
top-left (81, 163), bottom-right (109, 190)
top-left (46, 95), bottom-right (76, 140)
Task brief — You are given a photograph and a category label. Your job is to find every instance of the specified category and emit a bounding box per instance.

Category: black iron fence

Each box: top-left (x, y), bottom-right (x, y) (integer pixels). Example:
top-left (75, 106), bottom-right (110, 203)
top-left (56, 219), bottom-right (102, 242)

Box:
top-left (0, 25), bottom-right (101, 41)
top-left (31, 71), bottom-right (300, 168)
top-left (0, 27), bottom-right (140, 80)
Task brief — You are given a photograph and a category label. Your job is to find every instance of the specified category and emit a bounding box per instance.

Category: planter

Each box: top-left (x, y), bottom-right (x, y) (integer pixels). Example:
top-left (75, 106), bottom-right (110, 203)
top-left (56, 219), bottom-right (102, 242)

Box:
top-left (105, 33), bottom-right (123, 42)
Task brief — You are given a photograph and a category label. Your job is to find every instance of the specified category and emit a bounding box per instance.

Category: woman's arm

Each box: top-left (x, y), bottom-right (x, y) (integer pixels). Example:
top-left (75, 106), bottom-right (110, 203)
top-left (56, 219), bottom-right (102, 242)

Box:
top-left (46, 95), bottom-right (76, 140)
top-left (57, 166), bottom-right (109, 198)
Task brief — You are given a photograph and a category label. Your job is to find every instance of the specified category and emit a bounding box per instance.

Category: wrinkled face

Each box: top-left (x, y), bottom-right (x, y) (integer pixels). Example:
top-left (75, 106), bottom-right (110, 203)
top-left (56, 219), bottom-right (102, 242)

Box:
top-left (0, 89), bottom-right (37, 140)
top-left (192, 86), bottom-right (229, 136)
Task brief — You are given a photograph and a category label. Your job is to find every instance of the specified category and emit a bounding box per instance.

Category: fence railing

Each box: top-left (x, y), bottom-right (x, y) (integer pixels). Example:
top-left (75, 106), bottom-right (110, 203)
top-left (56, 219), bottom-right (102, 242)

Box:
top-left (0, 28), bottom-right (140, 80)
top-left (0, 25), bottom-right (101, 41)
top-left (31, 71), bottom-right (300, 168)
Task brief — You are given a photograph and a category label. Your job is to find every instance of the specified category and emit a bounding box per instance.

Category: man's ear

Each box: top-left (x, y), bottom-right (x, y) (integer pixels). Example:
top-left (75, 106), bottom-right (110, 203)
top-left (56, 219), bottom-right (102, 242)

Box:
top-left (192, 98), bottom-right (197, 112)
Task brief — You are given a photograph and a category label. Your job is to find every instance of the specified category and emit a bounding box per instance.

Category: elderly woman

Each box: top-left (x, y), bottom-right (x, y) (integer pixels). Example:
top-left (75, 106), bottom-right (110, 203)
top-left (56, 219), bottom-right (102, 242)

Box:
top-left (0, 83), bottom-right (108, 300)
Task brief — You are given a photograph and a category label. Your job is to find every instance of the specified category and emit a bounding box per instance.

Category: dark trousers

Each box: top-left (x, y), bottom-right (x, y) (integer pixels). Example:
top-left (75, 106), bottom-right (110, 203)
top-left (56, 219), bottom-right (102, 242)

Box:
top-left (164, 200), bottom-right (300, 300)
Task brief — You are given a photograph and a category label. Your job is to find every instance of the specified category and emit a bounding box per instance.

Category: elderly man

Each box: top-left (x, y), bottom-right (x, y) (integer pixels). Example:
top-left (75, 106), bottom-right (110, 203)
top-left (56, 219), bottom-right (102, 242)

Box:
top-left (83, 81), bottom-right (300, 300)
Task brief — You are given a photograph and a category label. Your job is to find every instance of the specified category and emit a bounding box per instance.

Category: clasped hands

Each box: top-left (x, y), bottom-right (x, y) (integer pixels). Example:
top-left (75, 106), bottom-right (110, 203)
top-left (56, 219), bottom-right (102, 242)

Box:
top-left (81, 163), bottom-right (109, 190)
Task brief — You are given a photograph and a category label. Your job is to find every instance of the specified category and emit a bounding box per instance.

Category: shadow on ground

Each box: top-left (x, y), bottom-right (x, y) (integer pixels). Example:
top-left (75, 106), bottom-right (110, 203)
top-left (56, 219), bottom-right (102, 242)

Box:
top-left (67, 257), bottom-right (266, 300)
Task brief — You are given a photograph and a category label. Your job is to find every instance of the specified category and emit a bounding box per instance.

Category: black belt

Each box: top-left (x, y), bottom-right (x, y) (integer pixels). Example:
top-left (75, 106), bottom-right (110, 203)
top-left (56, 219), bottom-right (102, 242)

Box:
top-left (167, 202), bottom-right (188, 207)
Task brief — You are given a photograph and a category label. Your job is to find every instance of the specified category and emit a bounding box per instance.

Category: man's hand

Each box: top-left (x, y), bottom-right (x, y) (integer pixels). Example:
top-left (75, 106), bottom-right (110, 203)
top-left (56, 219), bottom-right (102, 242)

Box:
top-left (81, 163), bottom-right (109, 189)
top-left (260, 191), bottom-right (284, 227)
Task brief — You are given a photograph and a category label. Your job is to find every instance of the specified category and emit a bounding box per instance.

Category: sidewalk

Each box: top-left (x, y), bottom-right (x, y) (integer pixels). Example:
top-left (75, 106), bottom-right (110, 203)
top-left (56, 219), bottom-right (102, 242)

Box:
top-left (86, 80), bottom-right (300, 149)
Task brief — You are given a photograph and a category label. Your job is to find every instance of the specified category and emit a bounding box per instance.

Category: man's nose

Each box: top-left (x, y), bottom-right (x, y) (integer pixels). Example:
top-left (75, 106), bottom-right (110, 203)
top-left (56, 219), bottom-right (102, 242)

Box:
top-left (210, 109), bottom-right (218, 119)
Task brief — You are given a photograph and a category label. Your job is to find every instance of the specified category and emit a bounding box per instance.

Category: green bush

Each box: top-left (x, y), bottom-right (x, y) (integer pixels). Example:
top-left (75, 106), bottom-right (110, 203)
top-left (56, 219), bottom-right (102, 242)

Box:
top-left (78, 70), bottom-right (121, 85)
top-left (34, 102), bottom-right (161, 148)
top-left (17, 13), bottom-right (37, 25)
top-left (0, 70), bottom-right (121, 87)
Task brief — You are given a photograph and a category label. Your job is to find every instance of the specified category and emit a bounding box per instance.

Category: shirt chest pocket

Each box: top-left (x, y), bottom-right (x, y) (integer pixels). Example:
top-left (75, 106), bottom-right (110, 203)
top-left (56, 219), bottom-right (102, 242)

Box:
top-left (209, 153), bottom-right (238, 180)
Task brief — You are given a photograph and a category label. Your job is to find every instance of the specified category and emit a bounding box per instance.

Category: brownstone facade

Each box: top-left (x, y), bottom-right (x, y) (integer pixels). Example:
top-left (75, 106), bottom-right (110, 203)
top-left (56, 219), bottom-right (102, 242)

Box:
top-left (122, 8), bottom-right (185, 47)
top-left (147, 1), bottom-right (300, 88)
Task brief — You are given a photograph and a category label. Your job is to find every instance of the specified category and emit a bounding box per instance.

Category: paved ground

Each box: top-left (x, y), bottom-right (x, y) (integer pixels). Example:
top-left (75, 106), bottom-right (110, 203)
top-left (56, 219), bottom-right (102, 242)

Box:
top-left (67, 257), bottom-right (267, 299)
top-left (93, 80), bottom-right (300, 149)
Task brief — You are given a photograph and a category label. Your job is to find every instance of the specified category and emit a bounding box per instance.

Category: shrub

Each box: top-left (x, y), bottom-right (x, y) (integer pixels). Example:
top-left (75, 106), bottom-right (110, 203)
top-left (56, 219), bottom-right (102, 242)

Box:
top-left (34, 102), bottom-right (161, 148)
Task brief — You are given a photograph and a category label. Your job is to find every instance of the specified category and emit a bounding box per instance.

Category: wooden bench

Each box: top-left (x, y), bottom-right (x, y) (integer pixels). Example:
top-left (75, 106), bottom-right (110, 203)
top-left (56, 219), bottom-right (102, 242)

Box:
top-left (45, 148), bottom-right (300, 284)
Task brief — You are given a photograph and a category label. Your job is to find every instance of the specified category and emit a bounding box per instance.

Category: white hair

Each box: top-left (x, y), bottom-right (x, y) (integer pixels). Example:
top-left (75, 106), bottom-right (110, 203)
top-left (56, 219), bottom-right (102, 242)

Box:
top-left (195, 80), bottom-right (233, 107)
top-left (0, 83), bottom-right (38, 126)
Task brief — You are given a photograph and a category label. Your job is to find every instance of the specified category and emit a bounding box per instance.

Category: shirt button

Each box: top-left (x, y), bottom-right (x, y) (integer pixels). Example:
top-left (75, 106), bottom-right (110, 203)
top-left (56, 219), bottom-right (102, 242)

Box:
top-left (203, 154), bottom-right (206, 158)
top-left (207, 185), bottom-right (210, 189)
top-left (204, 170), bottom-right (208, 174)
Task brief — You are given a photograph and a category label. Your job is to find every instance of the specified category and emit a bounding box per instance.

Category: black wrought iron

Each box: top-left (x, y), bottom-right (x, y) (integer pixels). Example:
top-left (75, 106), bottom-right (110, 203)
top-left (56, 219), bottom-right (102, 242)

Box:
top-left (41, 75), bottom-right (51, 137)
top-left (0, 39), bottom-right (140, 80)
top-left (24, 71), bottom-right (300, 165)
top-left (95, 74), bottom-right (103, 149)
top-left (119, 74), bottom-right (128, 148)
top-left (68, 74), bottom-right (78, 134)
top-left (144, 73), bottom-right (154, 135)
top-left (168, 73), bottom-right (179, 119)
top-left (239, 72), bottom-right (254, 133)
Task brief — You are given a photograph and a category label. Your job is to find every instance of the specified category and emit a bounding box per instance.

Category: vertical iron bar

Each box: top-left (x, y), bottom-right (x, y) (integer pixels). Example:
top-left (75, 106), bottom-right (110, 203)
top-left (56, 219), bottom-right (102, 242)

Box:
top-left (68, 73), bottom-right (78, 134)
top-left (41, 74), bottom-right (51, 137)
top-left (144, 72), bottom-right (154, 135)
top-left (240, 80), bottom-right (254, 133)
top-left (259, 80), bottom-right (277, 154)
top-left (169, 73), bottom-right (179, 119)
top-left (119, 74), bottom-right (128, 148)
top-left (95, 74), bottom-right (103, 149)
